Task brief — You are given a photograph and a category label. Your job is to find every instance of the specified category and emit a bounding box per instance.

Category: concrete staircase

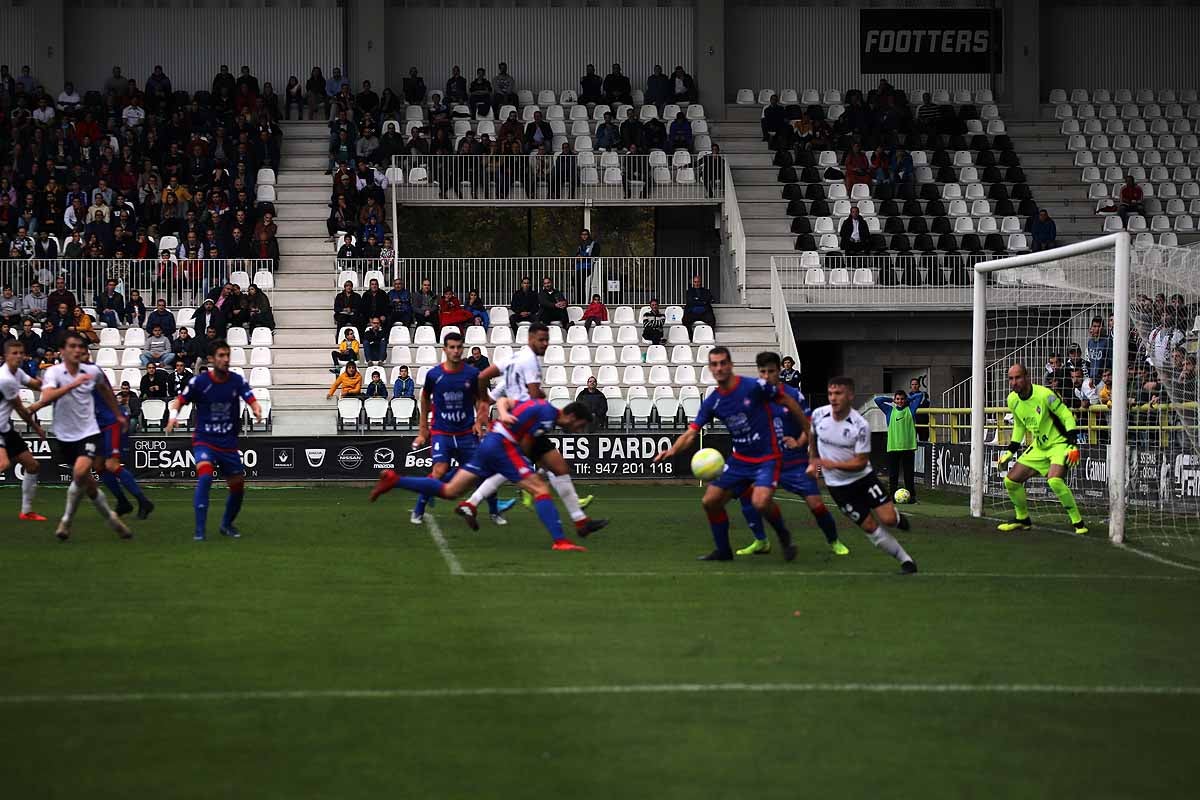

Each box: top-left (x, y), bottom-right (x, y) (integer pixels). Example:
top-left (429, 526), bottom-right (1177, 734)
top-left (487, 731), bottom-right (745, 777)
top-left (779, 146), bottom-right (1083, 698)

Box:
top-left (1003, 117), bottom-right (1102, 244)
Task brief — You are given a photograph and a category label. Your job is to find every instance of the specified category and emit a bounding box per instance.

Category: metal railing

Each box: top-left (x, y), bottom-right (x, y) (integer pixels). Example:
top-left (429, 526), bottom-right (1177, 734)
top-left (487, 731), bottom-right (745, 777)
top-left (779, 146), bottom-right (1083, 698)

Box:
top-left (0, 258), bottom-right (275, 310)
top-left (333, 256), bottom-right (709, 306)
top-left (721, 159), bottom-right (746, 302)
top-left (388, 154), bottom-right (722, 204)
top-left (769, 255), bottom-right (799, 365)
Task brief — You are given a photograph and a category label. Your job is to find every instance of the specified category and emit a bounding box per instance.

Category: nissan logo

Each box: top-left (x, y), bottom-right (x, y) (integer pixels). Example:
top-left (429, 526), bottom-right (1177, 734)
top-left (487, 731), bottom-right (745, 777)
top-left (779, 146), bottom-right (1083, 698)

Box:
top-left (338, 447), bottom-right (364, 470)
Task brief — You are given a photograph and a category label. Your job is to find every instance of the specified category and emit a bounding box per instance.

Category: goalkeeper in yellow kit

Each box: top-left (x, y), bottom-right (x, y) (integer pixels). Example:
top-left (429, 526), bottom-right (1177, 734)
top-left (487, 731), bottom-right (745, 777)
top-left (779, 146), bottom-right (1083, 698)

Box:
top-left (996, 363), bottom-right (1089, 534)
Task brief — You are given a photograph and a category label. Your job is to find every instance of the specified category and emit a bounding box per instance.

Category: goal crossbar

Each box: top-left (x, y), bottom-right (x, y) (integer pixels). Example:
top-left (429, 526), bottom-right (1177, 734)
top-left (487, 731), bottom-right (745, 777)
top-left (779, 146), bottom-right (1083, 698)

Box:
top-left (970, 232), bottom-right (1132, 542)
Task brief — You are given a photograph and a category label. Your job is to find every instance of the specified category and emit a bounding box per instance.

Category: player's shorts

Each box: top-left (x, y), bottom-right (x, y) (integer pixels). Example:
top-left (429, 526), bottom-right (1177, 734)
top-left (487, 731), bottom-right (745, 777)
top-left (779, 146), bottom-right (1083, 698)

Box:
top-left (59, 434), bottom-right (101, 464)
top-left (1, 427), bottom-right (29, 458)
top-left (1015, 442), bottom-right (1073, 477)
top-left (193, 442), bottom-right (245, 477)
top-left (430, 432), bottom-right (479, 466)
top-left (100, 422), bottom-right (130, 460)
top-left (711, 456), bottom-right (781, 493)
top-left (827, 472), bottom-right (890, 524)
top-left (463, 433), bottom-right (536, 484)
top-left (530, 433), bottom-right (558, 461)
top-left (778, 461), bottom-right (820, 497)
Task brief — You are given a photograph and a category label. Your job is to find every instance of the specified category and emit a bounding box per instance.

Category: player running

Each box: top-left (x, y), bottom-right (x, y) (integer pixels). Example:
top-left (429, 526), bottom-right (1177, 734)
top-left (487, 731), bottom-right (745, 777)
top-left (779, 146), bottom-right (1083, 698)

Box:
top-left (370, 398), bottom-right (594, 551)
top-left (807, 376), bottom-right (917, 574)
top-left (0, 339), bottom-right (49, 521)
top-left (27, 333), bottom-right (131, 541)
top-left (165, 340), bottom-right (264, 541)
top-left (996, 362), bottom-right (1088, 534)
top-left (87, 352), bottom-right (154, 520)
top-left (655, 348), bottom-right (811, 562)
top-left (461, 322), bottom-right (605, 537)
top-left (734, 352), bottom-right (848, 557)
top-left (410, 332), bottom-right (512, 526)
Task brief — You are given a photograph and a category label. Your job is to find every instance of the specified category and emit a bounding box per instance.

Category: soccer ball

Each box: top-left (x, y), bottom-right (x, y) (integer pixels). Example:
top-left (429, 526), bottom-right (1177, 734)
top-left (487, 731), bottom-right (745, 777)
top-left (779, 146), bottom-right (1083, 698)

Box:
top-left (893, 488), bottom-right (912, 505)
top-left (690, 448), bottom-right (726, 481)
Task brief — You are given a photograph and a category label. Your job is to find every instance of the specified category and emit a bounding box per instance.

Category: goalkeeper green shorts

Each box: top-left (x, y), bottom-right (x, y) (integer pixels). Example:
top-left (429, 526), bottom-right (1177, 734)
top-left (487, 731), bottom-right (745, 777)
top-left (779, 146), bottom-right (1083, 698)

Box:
top-left (1016, 442), bottom-right (1073, 477)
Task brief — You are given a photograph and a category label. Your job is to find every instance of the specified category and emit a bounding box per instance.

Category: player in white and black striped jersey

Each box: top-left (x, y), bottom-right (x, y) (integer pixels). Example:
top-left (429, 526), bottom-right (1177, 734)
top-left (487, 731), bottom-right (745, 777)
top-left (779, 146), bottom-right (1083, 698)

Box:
top-left (808, 375), bottom-right (918, 574)
top-left (0, 338), bottom-right (49, 521)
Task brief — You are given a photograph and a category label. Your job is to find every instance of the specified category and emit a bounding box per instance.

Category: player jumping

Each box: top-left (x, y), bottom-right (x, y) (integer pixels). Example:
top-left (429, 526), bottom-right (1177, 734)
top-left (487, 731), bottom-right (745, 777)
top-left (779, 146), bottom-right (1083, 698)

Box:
top-left (88, 352), bottom-right (154, 520)
top-left (410, 332), bottom-right (512, 526)
top-left (27, 333), bottom-right (132, 541)
top-left (996, 362), bottom-right (1088, 534)
top-left (734, 352), bottom-right (848, 557)
top-left (655, 349), bottom-right (811, 562)
top-left (370, 398), bottom-right (594, 551)
top-left (0, 339), bottom-right (48, 521)
top-left (807, 376), bottom-right (917, 573)
top-left (165, 341), bottom-right (264, 541)
top-left (462, 323), bottom-right (605, 536)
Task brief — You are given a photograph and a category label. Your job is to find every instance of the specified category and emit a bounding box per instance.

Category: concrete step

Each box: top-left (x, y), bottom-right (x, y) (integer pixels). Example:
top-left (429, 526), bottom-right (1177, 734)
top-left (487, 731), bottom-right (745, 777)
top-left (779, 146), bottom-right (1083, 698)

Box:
top-left (280, 155), bottom-right (329, 171)
top-left (278, 254), bottom-right (337, 272)
top-left (746, 234), bottom-right (797, 251)
top-left (723, 105), bottom-right (767, 123)
top-left (735, 184), bottom-right (786, 201)
top-left (277, 186), bottom-right (335, 203)
top-left (724, 152), bottom-right (775, 168)
top-left (275, 220), bottom-right (332, 238)
top-left (276, 172), bottom-right (335, 188)
top-left (286, 138), bottom-right (332, 155)
top-left (744, 218), bottom-right (795, 235)
top-left (274, 203), bottom-right (331, 221)
top-left (740, 200), bottom-right (788, 219)
top-left (279, 237), bottom-right (339, 256)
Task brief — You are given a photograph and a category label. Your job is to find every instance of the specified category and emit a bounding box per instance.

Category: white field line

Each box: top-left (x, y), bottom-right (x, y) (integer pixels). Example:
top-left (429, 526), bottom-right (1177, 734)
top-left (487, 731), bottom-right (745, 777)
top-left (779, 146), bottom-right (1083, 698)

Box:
top-left (457, 569), bottom-right (1198, 580)
top-left (425, 513), bottom-right (464, 576)
top-left (2, 682), bottom-right (1198, 705)
top-left (1114, 542), bottom-right (1200, 574)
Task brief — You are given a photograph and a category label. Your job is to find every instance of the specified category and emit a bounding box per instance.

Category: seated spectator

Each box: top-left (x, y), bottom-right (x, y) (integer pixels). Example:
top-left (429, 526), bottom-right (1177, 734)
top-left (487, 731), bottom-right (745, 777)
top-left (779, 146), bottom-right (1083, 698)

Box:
top-left (670, 65), bottom-right (698, 104)
top-left (413, 279), bottom-right (438, 329)
top-left (403, 67), bottom-right (427, 105)
top-left (538, 277), bottom-right (570, 327)
top-left (581, 293), bottom-right (608, 329)
top-left (1029, 209), bottom-right (1058, 251)
top-left (334, 280), bottom-right (361, 328)
top-left (843, 141), bottom-right (871, 191)
top-left (870, 146), bottom-right (892, 185)
top-left (139, 360), bottom-right (170, 401)
top-left (362, 316), bottom-right (387, 365)
top-left (492, 62), bottom-right (518, 117)
top-left (437, 287), bottom-right (474, 331)
top-left (93, 280), bottom-right (126, 327)
top-left (575, 376), bottom-right (608, 431)
top-left (466, 290), bottom-right (490, 328)
top-left (839, 206), bottom-right (870, 255)
top-left (284, 76), bottom-right (304, 120)
top-left (468, 68), bottom-right (493, 119)
top-left (172, 326), bottom-right (202, 368)
top-left (645, 65), bottom-right (671, 115)
top-left (1118, 176), bottom-right (1145, 226)
top-left (620, 108), bottom-right (644, 151)
top-left (498, 110), bottom-right (523, 149)
top-left (595, 112), bottom-right (620, 150)
top-left (580, 64), bottom-right (603, 105)
top-left (328, 130), bottom-right (354, 175)
top-left (363, 370), bottom-right (389, 399)
top-left (682, 275), bottom-right (716, 332)
top-left (388, 279), bottom-right (413, 328)
top-left (327, 360), bottom-right (362, 399)
top-left (602, 63), bottom-right (631, 106)
top-left (466, 346), bottom-right (490, 372)
top-left (305, 66), bottom-right (327, 120)
top-left (641, 299), bottom-right (666, 345)
top-left (916, 92), bottom-right (944, 134)
top-left (46, 278), bottom-right (77, 320)
top-left (167, 360), bottom-right (193, 397)
top-left (144, 297), bottom-right (176, 337)
top-left (761, 94), bottom-right (787, 145)
top-left (0, 286), bottom-right (20, 327)
top-left (356, 80), bottom-right (379, 118)
top-left (224, 284), bottom-right (249, 330)
top-left (667, 113), bottom-right (693, 153)
top-left (17, 319), bottom-right (43, 373)
top-left (389, 365), bottom-right (414, 399)
top-left (894, 148), bottom-right (914, 186)
top-left (125, 289), bottom-right (147, 327)
top-left (331, 328), bottom-right (361, 373)
top-left (141, 324), bottom-right (175, 367)
top-left (360, 278), bottom-right (390, 323)
top-left (509, 275), bottom-right (539, 332)
top-left (642, 117), bottom-right (667, 151)
top-left (444, 65), bottom-right (467, 105)
top-left (780, 357), bottom-right (801, 388)
top-left (524, 111), bottom-right (553, 153)
top-left (69, 306), bottom-right (98, 345)
top-left (21, 283), bottom-right (48, 324)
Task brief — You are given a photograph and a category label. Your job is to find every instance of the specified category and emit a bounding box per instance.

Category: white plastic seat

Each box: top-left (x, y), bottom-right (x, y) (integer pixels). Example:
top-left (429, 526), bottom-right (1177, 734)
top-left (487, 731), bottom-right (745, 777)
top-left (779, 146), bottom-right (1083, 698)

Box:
top-left (1049, 89), bottom-right (1068, 104)
top-left (390, 346), bottom-right (412, 366)
top-left (942, 183), bottom-right (963, 200)
top-left (96, 347), bottom-right (119, 367)
top-left (736, 88), bottom-right (755, 105)
top-left (1175, 215), bottom-right (1196, 232)
top-left (948, 199), bottom-right (969, 217)
top-left (1007, 234), bottom-right (1029, 252)
top-left (977, 216), bottom-right (999, 234)
top-left (648, 365), bottom-right (672, 386)
top-left (120, 347), bottom-right (141, 368)
top-left (464, 326), bottom-right (487, 345)
top-left (249, 367), bottom-right (272, 387)
top-left (1060, 119), bottom-right (1080, 135)
top-left (953, 217), bottom-right (975, 234)
top-left (691, 324), bottom-right (714, 344)
top-left (489, 326), bottom-right (513, 345)
top-left (666, 325), bottom-right (690, 345)
top-left (413, 325), bottom-right (436, 345)
top-left (622, 365), bottom-right (646, 386)
top-left (543, 345), bottom-right (565, 365)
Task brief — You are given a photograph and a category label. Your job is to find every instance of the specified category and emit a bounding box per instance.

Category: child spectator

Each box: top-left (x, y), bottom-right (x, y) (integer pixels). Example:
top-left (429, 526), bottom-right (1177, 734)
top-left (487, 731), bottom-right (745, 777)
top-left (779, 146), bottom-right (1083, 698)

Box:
top-left (392, 365), bottom-right (415, 398)
top-left (581, 294), bottom-right (608, 329)
top-left (327, 361), bottom-right (362, 399)
top-left (331, 328), bottom-right (360, 373)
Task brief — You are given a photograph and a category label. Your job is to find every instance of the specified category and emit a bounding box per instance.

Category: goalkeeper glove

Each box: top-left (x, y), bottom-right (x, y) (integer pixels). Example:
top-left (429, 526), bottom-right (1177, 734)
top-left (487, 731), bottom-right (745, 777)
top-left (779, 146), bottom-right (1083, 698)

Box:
top-left (998, 441), bottom-right (1021, 467)
top-left (1065, 446), bottom-right (1080, 466)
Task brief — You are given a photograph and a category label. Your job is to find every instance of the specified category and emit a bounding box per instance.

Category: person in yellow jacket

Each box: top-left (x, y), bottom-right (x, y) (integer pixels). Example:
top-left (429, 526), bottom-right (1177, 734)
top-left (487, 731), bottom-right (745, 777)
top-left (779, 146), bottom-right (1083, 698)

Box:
top-left (327, 360), bottom-right (362, 399)
top-left (330, 328), bottom-right (360, 374)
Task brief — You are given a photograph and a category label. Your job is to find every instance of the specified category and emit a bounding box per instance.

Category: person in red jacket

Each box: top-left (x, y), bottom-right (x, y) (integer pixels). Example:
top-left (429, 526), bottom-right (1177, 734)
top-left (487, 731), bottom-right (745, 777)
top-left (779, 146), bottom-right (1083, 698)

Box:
top-left (436, 287), bottom-right (474, 332)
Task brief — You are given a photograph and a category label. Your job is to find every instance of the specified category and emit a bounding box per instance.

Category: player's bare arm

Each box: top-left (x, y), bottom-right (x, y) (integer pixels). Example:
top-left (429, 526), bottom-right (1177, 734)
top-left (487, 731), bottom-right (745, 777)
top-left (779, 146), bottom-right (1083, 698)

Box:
top-left (247, 397), bottom-right (264, 423)
top-left (11, 395), bottom-right (45, 439)
top-left (655, 427), bottom-right (698, 462)
top-left (413, 388), bottom-right (432, 448)
top-left (164, 396), bottom-right (187, 434)
top-left (494, 396), bottom-right (518, 425)
top-left (476, 364), bottom-right (501, 397)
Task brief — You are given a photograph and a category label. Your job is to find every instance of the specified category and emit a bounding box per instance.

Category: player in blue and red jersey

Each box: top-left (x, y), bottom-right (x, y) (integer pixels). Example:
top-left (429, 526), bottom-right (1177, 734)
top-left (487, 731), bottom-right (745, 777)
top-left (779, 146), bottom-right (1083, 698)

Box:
top-left (165, 340), bottom-right (263, 541)
top-left (410, 332), bottom-right (511, 526)
top-left (655, 347), bottom-right (811, 562)
top-left (371, 397), bottom-right (593, 551)
top-left (93, 373), bottom-right (155, 520)
top-left (734, 352), bottom-right (846, 557)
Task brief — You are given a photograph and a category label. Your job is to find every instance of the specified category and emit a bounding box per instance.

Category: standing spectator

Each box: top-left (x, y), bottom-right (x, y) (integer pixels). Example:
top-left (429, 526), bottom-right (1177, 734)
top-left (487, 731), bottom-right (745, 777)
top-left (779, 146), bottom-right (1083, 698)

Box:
top-left (620, 107), bottom-right (644, 151)
top-left (1118, 176), bottom-right (1145, 226)
top-left (363, 370), bottom-right (389, 400)
top-left (1029, 209), bottom-right (1057, 251)
top-left (21, 282), bottom-right (47, 324)
top-left (412, 279), bottom-right (438, 329)
top-left (1086, 317), bottom-right (1112, 379)
top-left (167, 360), bottom-right (194, 397)
top-left (492, 62), bottom-right (518, 117)
top-left (361, 316), bottom-right (387, 365)
top-left (779, 357), bottom-right (801, 388)
top-left (388, 279), bottom-right (414, 328)
top-left (874, 389), bottom-right (924, 502)
top-left (573, 229), bottom-right (599, 304)
top-left (641, 299), bottom-right (666, 345)
top-left (403, 67), bottom-right (427, 105)
top-left (139, 360), bottom-right (170, 401)
top-left (670, 65), bottom-right (697, 103)
top-left (645, 65), bottom-right (671, 115)
top-left (909, 377), bottom-right (930, 441)
top-left (444, 66), bottom-right (467, 105)
top-left (581, 293), bottom-right (608, 329)
top-left (94, 279), bottom-right (126, 328)
top-left (761, 95), bottom-right (787, 145)
top-left (699, 144), bottom-right (725, 198)
top-left (212, 65), bottom-right (236, 97)
top-left (509, 275), bottom-right (539, 333)
top-left (146, 65), bottom-right (171, 96)
top-left (839, 206), bottom-right (869, 255)
top-left (550, 142), bottom-right (577, 199)
top-left (682, 275), bottom-right (716, 332)
top-left (575, 376), bottom-right (608, 431)
top-left (579, 64), bottom-right (603, 106)
top-left (1070, 368), bottom-right (1100, 412)
top-left (305, 67), bottom-right (327, 120)
top-left (466, 346), bottom-right (490, 373)
top-left (844, 141), bottom-right (871, 192)
top-left (916, 92), bottom-right (943, 134)
top-left (333, 280), bottom-right (361, 329)
top-left (331, 328), bottom-right (360, 373)
top-left (327, 360), bottom-right (362, 399)
top-left (141, 324), bottom-right (175, 367)
top-left (468, 68), bottom-right (493, 119)
top-left (392, 365), bottom-right (415, 398)
top-left (145, 297), bottom-right (176, 337)
top-left (602, 63), bottom-right (631, 107)
top-left (538, 277), bottom-right (570, 327)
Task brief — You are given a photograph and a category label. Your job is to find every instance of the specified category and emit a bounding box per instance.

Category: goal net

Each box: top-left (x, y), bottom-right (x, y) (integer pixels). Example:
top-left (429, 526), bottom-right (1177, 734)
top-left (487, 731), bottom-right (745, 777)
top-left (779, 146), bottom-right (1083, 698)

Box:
top-left (955, 233), bottom-right (1199, 546)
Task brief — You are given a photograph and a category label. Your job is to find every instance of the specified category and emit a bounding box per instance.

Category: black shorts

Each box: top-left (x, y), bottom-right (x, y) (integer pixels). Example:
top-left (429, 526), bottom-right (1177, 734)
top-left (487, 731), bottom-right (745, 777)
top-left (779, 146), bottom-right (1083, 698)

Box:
top-left (59, 434), bottom-right (101, 464)
top-left (827, 472), bottom-right (890, 524)
top-left (530, 434), bottom-right (558, 461)
top-left (1, 427), bottom-right (29, 458)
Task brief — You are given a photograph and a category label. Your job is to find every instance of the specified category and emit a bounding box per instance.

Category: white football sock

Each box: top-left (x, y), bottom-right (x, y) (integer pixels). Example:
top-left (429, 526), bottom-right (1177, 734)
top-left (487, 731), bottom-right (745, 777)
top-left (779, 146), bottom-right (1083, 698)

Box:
top-left (89, 488), bottom-right (115, 520)
top-left (467, 473), bottom-right (508, 507)
top-left (21, 472), bottom-right (38, 514)
top-left (549, 473), bottom-right (586, 522)
top-left (867, 525), bottom-right (911, 563)
top-left (62, 481), bottom-right (84, 524)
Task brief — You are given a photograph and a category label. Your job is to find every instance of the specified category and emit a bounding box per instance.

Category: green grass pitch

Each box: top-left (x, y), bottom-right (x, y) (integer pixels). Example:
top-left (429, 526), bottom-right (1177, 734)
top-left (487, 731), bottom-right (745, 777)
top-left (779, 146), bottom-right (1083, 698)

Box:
top-left (1, 483), bottom-right (1198, 799)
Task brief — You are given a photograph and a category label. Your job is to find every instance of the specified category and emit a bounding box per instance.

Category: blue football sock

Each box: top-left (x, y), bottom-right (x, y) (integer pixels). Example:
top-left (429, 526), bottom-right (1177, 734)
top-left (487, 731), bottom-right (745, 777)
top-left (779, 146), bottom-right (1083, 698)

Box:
top-left (486, 493), bottom-right (500, 514)
top-left (739, 496), bottom-right (767, 542)
top-left (194, 471), bottom-right (214, 534)
top-left (99, 471), bottom-right (128, 505)
top-left (116, 468), bottom-right (146, 501)
top-left (810, 503), bottom-right (840, 544)
top-left (414, 492), bottom-right (431, 516)
top-left (532, 494), bottom-right (566, 541)
top-left (222, 488), bottom-right (245, 529)
top-left (397, 476), bottom-right (448, 497)
top-left (705, 508), bottom-right (732, 554)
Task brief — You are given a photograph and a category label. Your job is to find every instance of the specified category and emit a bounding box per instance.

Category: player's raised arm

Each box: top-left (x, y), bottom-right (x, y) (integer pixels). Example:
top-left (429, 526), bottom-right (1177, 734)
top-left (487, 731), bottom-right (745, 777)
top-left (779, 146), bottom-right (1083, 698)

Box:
top-left (476, 363), bottom-right (501, 398)
top-left (774, 390), bottom-right (812, 435)
top-left (27, 372), bottom-right (93, 412)
top-left (655, 392), bottom-right (712, 462)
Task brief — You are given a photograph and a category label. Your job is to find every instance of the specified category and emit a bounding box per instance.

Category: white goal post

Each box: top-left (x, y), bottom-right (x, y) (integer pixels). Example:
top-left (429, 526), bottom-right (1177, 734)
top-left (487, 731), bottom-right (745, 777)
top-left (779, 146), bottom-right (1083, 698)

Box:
top-left (969, 232), bottom-right (1132, 543)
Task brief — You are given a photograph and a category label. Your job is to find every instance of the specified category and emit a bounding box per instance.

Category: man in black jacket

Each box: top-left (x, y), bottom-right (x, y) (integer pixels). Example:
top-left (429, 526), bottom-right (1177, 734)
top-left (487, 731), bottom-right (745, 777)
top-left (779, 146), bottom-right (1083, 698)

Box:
top-left (602, 63), bottom-right (631, 107)
top-left (139, 361), bottom-right (170, 401)
top-left (444, 66), bottom-right (467, 105)
top-left (402, 67), bottom-right (426, 105)
top-left (333, 281), bottom-right (361, 329)
top-left (538, 277), bottom-right (570, 328)
top-left (644, 65), bottom-right (671, 115)
top-left (359, 278), bottom-right (390, 325)
top-left (839, 206), bottom-right (870, 255)
top-left (579, 64), bottom-right (602, 105)
top-left (761, 94), bottom-right (788, 144)
top-left (509, 275), bottom-right (540, 333)
top-left (682, 275), bottom-right (716, 332)
top-left (172, 326), bottom-right (202, 369)
top-left (467, 68), bottom-right (492, 119)
top-left (195, 299), bottom-right (227, 339)
top-left (94, 279), bottom-right (126, 328)
top-left (167, 360), bottom-right (194, 396)
top-left (524, 111), bottom-right (553, 153)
